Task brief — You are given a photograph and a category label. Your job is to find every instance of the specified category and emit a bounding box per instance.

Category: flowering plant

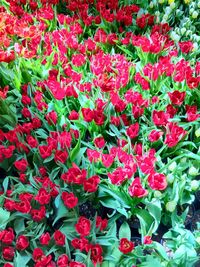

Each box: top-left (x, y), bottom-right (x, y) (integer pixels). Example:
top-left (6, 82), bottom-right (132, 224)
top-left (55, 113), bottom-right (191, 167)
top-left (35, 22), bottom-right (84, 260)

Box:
top-left (0, 0), bottom-right (199, 266)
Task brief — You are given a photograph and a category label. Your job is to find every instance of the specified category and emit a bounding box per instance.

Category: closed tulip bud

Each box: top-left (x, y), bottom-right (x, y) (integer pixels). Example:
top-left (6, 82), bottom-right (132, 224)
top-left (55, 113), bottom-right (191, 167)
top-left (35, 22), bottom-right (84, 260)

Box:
top-left (195, 128), bottom-right (200, 138)
top-left (168, 162), bottom-right (177, 172)
top-left (170, 3), bottom-right (176, 9)
top-left (181, 27), bottom-right (186, 35)
top-left (189, 166), bottom-right (199, 176)
top-left (166, 201), bottom-right (177, 212)
top-left (167, 174), bottom-right (174, 184)
top-left (192, 11), bottom-right (199, 19)
top-left (150, 2), bottom-right (154, 8)
top-left (191, 180), bottom-right (199, 191)
top-left (154, 191), bottom-right (162, 198)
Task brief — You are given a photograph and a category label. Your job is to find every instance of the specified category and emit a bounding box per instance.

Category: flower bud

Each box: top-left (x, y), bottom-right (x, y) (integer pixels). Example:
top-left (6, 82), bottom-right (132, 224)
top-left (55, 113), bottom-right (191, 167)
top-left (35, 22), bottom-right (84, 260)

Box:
top-left (189, 8), bottom-right (195, 15)
top-left (166, 201), bottom-right (177, 212)
top-left (189, 166), bottom-right (199, 176)
top-left (154, 191), bottom-right (162, 198)
top-left (181, 27), bottom-right (186, 35)
top-left (192, 11), bottom-right (199, 19)
top-left (170, 3), bottom-right (176, 9)
top-left (191, 180), bottom-right (199, 191)
top-left (168, 162), bottom-right (177, 172)
top-left (150, 2), bottom-right (154, 8)
top-left (167, 174), bottom-right (174, 184)
top-left (195, 128), bottom-right (200, 137)
top-left (180, 157), bottom-right (187, 164)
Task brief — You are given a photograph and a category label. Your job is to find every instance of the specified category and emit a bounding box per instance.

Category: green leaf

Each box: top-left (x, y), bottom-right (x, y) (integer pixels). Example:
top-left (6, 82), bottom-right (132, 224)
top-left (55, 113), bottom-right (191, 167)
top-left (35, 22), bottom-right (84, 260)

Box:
top-left (53, 195), bottom-right (68, 226)
top-left (152, 241), bottom-right (168, 260)
top-left (14, 218), bottom-right (25, 235)
top-left (140, 255), bottom-right (163, 267)
top-left (119, 221), bottom-right (131, 240)
top-left (0, 208), bottom-right (10, 229)
top-left (14, 252), bottom-right (31, 267)
top-left (70, 137), bottom-right (81, 162)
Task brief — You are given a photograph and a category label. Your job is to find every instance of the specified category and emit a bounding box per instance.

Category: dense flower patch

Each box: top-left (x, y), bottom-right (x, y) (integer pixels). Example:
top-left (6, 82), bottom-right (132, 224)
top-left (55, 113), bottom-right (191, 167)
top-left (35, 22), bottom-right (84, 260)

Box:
top-left (0, 0), bottom-right (200, 266)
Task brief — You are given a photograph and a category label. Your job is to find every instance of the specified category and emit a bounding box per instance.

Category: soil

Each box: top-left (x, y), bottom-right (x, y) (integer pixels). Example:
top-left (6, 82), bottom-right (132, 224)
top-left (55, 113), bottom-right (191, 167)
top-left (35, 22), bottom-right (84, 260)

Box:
top-left (153, 224), bottom-right (170, 243)
top-left (131, 236), bottom-right (141, 246)
top-left (0, 167), bottom-right (6, 179)
top-left (191, 210), bottom-right (200, 231)
top-left (79, 201), bottom-right (97, 219)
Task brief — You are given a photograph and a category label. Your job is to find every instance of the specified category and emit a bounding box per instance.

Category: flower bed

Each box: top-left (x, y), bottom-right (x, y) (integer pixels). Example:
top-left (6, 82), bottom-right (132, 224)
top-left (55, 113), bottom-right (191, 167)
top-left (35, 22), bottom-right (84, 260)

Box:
top-left (0, 0), bottom-right (200, 266)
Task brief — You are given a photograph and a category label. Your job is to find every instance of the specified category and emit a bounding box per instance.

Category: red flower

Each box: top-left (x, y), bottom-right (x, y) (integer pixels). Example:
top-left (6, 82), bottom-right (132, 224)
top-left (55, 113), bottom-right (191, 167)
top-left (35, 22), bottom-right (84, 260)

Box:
top-left (16, 235), bottom-right (29, 250)
top-left (2, 246), bottom-right (15, 260)
top-left (186, 76), bottom-right (199, 89)
top-left (90, 244), bottom-right (103, 266)
top-left (83, 175), bottom-right (100, 193)
top-left (40, 232), bottom-right (51, 246)
top-left (15, 200), bottom-right (31, 214)
top-left (82, 108), bottom-right (94, 122)
top-left (71, 237), bottom-right (89, 251)
top-left (33, 248), bottom-right (44, 262)
top-left (108, 167), bottom-right (127, 185)
top-left (148, 130), bottom-right (163, 142)
top-left (57, 254), bottom-right (69, 267)
top-left (126, 123), bottom-right (139, 139)
top-left (0, 228), bottom-right (15, 245)
top-left (128, 177), bottom-right (148, 198)
top-left (39, 145), bottom-right (53, 159)
top-left (96, 216), bottom-right (108, 231)
top-left (94, 110), bottom-right (105, 125)
top-left (148, 172), bottom-right (167, 191)
top-left (152, 110), bottom-right (168, 126)
top-left (0, 85), bottom-right (9, 99)
top-left (54, 150), bottom-right (68, 163)
top-left (14, 158), bottom-right (28, 172)
top-left (68, 110), bottom-right (79, 120)
top-left (119, 238), bottom-right (134, 254)
top-left (54, 230), bottom-right (65, 246)
top-left (3, 264), bottom-right (13, 267)
top-left (75, 217), bottom-right (91, 237)
top-left (94, 136), bottom-right (105, 148)
top-left (26, 135), bottom-right (38, 148)
top-left (101, 154), bottom-right (115, 168)
top-left (143, 236), bottom-right (152, 244)
top-left (186, 105), bottom-right (200, 122)
top-left (164, 122), bottom-right (187, 147)
top-left (168, 91), bottom-right (186, 106)
top-left (61, 192), bottom-right (78, 208)
top-left (35, 188), bottom-right (51, 205)
top-left (31, 206), bottom-right (46, 222)
top-left (46, 111), bottom-right (57, 125)
top-left (69, 262), bottom-right (86, 267)
top-left (61, 164), bottom-right (87, 184)
top-left (179, 41), bottom-right (193, 54)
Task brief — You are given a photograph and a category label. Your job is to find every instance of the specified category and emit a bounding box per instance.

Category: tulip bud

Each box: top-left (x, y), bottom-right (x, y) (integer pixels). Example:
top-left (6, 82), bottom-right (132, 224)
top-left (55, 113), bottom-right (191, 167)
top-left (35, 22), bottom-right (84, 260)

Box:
top-left (168, 162), bottom-right (177, 172)
top-left (170, 3), bottom-right (176, 9)
top-left (195, 128), bottom-right (200, 138)
top-left (166, 201), bottom-right (177, 212)
top-left (154, 191), bottom-right (162, 198)
top-left (191, 180), bottom-right (200, 191)
top-left (167, 174), bottom-right (174, 184)
top-left (192, 11), bottom-right (199, 19)
top-left (149, 2), bottom-right (154, 8)
top-left (189, 166), bottom-right (199, 176)
top-left (181, 27), bottom-right (186, 35)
